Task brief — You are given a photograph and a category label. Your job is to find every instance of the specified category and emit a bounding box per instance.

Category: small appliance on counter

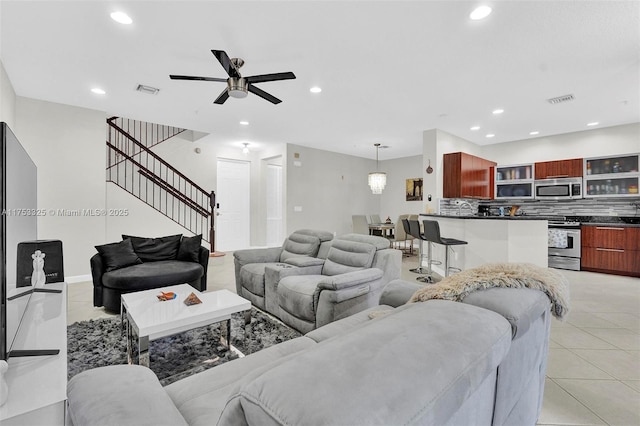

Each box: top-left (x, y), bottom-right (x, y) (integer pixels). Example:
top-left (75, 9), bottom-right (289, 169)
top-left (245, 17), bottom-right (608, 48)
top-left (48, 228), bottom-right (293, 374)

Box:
top-left (478, 205), bottom-right (491, 216)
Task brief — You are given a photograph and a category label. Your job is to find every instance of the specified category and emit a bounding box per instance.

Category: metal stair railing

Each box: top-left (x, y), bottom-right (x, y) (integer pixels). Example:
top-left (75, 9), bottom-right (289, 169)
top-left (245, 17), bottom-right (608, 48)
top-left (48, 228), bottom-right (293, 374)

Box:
top-left (106, 117), bottom-right (217, 250)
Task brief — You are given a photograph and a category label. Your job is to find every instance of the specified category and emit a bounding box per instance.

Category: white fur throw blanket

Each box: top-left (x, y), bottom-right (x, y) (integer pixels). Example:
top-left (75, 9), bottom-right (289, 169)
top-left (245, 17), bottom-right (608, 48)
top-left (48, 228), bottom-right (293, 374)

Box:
top-left (410, 263), bottom-right (570, 320)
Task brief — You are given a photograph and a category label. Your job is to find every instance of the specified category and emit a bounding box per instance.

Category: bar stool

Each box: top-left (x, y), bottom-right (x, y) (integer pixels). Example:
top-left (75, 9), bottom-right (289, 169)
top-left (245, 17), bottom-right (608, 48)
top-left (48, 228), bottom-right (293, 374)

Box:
top-left (401, 218), bottom-right (414, 255)
top-left (407, 219), bottom-right (437, 283)
top-left (422, 220), bottom-right (468, 277)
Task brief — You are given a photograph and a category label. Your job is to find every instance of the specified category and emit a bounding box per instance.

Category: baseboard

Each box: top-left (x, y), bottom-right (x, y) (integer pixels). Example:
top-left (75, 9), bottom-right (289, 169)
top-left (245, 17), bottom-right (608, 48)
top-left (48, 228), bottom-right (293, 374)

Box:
top-left (66, 274), bottom-right (92, 284)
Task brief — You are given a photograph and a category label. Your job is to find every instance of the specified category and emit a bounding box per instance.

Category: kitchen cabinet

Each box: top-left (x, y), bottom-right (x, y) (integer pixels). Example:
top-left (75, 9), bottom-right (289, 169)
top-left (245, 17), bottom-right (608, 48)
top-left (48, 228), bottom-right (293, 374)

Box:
top-left (581, 225), bottom-right (640, 277)
top-left (495, 163), bottom-right (534, 199)
top-left (443, 152), bottom-right (496, 199)
top-left (583, 153), bottom-right (639, 198)
top-left (534, 158), bottom-right (583, 179)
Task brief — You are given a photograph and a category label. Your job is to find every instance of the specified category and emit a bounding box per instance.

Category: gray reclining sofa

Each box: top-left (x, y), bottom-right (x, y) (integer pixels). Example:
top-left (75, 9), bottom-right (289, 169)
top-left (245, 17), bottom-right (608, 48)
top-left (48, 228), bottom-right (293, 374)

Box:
top-left (67, 279), bottom-right (552, 425)
top-left (234, 231), bottom-right (402, 332)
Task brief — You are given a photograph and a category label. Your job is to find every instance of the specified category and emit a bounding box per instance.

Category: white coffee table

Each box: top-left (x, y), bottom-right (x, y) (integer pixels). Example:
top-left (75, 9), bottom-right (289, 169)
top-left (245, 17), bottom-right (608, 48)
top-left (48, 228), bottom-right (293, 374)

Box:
top-left (121, 284), bottom-right (251, 367)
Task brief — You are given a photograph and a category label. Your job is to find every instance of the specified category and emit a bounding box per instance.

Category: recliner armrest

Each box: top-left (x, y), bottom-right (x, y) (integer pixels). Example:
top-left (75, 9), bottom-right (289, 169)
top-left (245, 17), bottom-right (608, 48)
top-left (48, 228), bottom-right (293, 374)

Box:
top-left (284, 256), bottom-right (325, 267)
top-left (233, 247), bottom-right (283, 265)
top-left (317, 268), bottom-right (384, 293)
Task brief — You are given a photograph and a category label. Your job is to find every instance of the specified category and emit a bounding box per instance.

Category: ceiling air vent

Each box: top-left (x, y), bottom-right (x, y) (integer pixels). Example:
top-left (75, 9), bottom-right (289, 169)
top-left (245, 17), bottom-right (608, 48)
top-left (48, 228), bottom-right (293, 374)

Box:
top-left (136, 84), bottom-right (160, 95)
top-left (547, 94), bottom-right (574, 104)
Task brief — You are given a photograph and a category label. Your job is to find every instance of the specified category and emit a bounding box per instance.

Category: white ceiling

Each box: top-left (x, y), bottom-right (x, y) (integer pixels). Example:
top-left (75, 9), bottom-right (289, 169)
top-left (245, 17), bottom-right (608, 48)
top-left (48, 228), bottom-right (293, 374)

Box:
top-left (1, 1), bottom-right (638, 160)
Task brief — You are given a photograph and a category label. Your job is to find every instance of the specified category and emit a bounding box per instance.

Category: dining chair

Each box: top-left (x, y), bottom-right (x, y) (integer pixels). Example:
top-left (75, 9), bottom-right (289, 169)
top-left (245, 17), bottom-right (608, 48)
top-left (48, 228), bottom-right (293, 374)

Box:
top-left (352, 215), bottom-right (369, 235)
top-left (369, 214), bottom-right (382, 224)
top-left (388, 214), bottom-right (410, 253)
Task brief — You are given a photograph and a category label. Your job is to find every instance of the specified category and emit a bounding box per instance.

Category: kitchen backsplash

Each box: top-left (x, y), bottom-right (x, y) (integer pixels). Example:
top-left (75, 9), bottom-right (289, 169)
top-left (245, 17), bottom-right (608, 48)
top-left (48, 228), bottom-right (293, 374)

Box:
top-left (439, 198), bottom-right (640, 218)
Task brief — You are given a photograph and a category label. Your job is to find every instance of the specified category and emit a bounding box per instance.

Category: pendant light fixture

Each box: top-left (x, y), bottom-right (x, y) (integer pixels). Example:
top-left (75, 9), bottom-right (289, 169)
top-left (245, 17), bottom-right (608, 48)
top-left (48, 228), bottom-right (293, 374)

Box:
top-left (368, 143), bottom-right (387, 194)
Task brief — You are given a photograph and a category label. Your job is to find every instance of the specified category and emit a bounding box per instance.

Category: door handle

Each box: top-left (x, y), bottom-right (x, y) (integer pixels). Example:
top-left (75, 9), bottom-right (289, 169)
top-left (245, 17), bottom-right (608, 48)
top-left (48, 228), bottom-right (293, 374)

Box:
top-left (596, 248), bottom-right (624, 253)
top-left (595, 227), bottom-right (624, 231)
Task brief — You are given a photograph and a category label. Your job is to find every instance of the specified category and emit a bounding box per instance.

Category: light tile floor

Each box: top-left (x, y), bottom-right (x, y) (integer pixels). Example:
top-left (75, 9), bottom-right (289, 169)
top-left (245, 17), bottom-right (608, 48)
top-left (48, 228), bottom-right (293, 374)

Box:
top-left (68, 253), bottom-right (640, 425)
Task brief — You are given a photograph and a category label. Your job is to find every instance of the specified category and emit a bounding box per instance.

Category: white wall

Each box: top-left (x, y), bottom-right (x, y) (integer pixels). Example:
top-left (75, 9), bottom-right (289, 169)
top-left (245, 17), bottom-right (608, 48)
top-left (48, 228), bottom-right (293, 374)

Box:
top-left (114, 131), bottom-right (287, 249)
top-left (378, 155), bottom-right (424, 221)
top-left (0, 60), bottom-right (16, 127)
top-left (15, 97), bottom-right (106, 278)
top-left (105, 184), bottom-right (189, 242)
top-left (480, 123), bottom-right (640, 165)
top-left (286, 143), bottom-right (381, 236)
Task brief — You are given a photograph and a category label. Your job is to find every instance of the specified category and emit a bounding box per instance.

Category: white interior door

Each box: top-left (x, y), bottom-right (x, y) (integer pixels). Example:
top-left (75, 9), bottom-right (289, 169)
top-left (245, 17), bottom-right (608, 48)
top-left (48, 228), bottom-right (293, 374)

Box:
top-left (216, 159), bottom-right (250, 251)
top-left (266, 164), bottom-right (283, 246)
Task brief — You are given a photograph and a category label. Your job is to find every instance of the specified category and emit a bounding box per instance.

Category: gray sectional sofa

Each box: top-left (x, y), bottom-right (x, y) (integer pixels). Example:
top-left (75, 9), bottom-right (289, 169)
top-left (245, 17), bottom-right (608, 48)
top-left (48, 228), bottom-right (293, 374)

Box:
top-left (67, 279), bottom-right (552, 426)
top-left (234, 230), bottom-right (402, 333)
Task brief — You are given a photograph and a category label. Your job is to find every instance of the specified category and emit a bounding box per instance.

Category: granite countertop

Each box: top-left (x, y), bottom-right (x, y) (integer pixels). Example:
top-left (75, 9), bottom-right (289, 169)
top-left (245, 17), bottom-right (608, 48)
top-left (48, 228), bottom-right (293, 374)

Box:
top-left (419, 213), bottom-right (640, 227)
top-left (419, 213), bottom-right (555, 221)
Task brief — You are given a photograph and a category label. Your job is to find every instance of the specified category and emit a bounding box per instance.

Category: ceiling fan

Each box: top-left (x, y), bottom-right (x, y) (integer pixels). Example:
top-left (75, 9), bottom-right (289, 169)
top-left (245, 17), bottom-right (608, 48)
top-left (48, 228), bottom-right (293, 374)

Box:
top-left (170, 49), bottom-right (296, 105)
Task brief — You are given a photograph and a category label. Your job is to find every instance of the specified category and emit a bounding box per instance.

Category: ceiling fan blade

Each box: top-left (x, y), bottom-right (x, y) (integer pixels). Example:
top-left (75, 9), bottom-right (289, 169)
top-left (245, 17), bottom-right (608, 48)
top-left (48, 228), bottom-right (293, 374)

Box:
top-left (211, 50), bottom-right (240, 78)
top-left (245, 72), bottom-right (296, 84)
top-left (213, 89), bottom-right (230, 105)
top-left (248, 84), bottom-right (282, 104)
top-left (170, 75), bottom-right (227, 82)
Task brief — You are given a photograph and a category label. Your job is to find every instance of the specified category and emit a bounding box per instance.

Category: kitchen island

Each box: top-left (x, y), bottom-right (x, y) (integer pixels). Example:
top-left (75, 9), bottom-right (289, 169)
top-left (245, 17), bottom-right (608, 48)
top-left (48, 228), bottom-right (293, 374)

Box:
top-left (418, 214), bottom-right (548, 276)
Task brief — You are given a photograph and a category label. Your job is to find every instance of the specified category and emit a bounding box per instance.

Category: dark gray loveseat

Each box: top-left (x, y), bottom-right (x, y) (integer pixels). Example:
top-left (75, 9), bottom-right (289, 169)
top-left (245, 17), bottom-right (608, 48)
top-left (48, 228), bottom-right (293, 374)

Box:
top-left (91, 234), bottom-right (208, 313)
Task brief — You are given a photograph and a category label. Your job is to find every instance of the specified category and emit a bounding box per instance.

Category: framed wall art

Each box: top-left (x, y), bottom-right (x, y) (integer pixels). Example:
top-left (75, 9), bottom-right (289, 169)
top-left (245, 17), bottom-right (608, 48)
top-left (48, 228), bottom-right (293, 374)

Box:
top-left (406, 178), bottom-right (423, 201)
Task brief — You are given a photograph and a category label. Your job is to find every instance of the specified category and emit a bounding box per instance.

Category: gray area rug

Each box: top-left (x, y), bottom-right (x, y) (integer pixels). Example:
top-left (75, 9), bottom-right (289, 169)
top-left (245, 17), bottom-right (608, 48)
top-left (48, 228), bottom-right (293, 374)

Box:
top-left (67, 308), bottom-right (301, 386)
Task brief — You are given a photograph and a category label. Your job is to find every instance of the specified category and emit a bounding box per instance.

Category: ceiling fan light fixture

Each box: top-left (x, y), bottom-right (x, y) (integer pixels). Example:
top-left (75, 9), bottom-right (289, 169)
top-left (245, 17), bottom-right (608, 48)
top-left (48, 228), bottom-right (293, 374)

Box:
top-left (228, 78), bottom-right (248, 98)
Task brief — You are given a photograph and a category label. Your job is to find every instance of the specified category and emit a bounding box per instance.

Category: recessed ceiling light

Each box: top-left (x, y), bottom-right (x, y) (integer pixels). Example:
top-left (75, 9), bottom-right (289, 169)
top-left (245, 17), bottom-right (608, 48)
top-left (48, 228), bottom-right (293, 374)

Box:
top-left (470, 126), bottom-right (480, 131)
top-left (492, 108), bottom-right (504, 115)
top-left (587, 122), bottom-right (599, 126)
top-left (529, 131), bottom-right (539, 135)
top-left (470, 6), bottom-right (492, 20)
top-left (110, 11), bottom-right (132, 25)
top-left (239, 121), bottom-right (249, 126)
top-left (310, 86), bottom-right (322, 93)
top-left (486, 134), bottom-right (495, 138)
top-left (91, 88), bottom-right (106, 95)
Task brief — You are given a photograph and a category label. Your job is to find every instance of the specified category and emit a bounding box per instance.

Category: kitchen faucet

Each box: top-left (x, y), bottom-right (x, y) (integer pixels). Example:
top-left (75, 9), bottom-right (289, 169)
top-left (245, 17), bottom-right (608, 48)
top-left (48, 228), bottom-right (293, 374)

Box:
top-left (453, 200), bottom-right (474, 216)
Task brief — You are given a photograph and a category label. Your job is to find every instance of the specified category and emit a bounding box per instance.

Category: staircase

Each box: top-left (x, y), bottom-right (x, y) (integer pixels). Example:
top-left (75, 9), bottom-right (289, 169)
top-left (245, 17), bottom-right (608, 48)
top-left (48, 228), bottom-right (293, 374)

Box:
top-left (106, 117), bottom-right (215, 249)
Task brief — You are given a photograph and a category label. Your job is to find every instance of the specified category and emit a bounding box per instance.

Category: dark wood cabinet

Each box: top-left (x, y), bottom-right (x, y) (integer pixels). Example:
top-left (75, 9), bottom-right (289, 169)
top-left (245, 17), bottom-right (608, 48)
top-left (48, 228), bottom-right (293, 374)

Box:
top-left (443, 152), bottom-right (496, 199)
top-left (581, 225), bottom-right (640, 276)
top-left (534, 158), bottom-right (583, 179)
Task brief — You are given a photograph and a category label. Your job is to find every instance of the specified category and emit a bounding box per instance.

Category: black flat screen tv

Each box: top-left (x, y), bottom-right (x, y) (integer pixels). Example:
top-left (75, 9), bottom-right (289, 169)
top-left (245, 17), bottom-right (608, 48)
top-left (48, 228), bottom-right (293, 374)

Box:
top-left (0, 122), bottom-right (59, 360)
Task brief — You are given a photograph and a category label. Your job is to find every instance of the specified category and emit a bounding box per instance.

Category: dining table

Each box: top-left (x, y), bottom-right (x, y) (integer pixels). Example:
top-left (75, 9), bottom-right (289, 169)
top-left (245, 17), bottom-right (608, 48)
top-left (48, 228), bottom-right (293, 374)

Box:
top-left (368, 222), bottom-right (395, 238)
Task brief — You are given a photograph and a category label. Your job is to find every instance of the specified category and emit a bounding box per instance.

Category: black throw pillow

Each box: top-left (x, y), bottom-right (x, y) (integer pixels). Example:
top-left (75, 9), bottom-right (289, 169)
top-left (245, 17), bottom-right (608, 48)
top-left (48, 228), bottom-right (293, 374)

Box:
top-left (122, 234), bottom-right (183, 262)
top-left (95, 239), bottom-right (142, 272)
top-left (177, 234), bottom-right (203, 262)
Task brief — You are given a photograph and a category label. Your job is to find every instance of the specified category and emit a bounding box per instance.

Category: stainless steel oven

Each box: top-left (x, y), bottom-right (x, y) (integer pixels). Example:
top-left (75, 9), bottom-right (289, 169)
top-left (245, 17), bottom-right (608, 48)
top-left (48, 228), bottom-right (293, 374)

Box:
top-left (548, 220), bottom-right (581, 271)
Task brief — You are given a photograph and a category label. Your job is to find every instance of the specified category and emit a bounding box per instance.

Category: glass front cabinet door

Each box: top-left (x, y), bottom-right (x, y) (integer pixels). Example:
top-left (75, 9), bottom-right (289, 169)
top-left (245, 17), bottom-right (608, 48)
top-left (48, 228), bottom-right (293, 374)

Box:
top-left (495, 164), bottom-right (535, 199)
top-left (584, 154), bottom-right (639, 198)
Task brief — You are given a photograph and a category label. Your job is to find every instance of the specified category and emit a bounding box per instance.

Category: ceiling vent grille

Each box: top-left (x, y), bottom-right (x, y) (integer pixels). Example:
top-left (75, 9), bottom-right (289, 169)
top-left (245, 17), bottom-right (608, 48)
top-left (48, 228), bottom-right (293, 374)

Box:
top-left (136, 84), bottom-right (160, 95)
top-left (547, 94), bottom-right (574, 104)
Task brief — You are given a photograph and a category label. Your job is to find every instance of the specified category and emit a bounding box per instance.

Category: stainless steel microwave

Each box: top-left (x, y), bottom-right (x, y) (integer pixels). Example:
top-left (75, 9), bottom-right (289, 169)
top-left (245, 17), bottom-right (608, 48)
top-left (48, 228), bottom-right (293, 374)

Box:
top-left (534, 177), bottom-right (583, 200)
